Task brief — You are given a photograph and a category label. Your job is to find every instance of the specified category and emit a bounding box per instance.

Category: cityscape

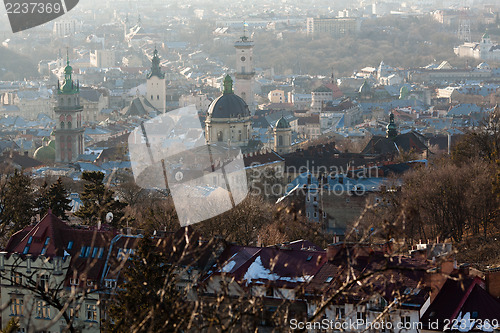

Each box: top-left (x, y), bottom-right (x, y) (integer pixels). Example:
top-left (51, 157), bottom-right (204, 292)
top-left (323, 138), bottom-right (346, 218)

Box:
top-left (0, 0), bottom-right (499, 332)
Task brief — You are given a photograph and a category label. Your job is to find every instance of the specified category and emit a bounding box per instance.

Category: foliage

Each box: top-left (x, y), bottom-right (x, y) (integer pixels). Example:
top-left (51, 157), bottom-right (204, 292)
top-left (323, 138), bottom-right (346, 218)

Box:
top-left (35, 178), bottom-right (72, 220)
top-left (0, 170), bottom-right (35, 239)
top-left (104, 236), bottom-right (191, 333)
top-left (75, 171), bottom-right (127, 227)
top-left (1, 318), bottom-right (19, 333)
top-left (453, 106), bottom-right (500, 163)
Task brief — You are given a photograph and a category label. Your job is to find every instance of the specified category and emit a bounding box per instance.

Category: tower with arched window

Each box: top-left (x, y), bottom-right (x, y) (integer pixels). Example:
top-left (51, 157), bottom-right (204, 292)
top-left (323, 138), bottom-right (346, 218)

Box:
top-left (273, 116), bottom-right (292, 155)
top-left (233, 31), bottom-right (255, 114)
top-left (54, 56), bottom-right (84, 163)
top-left (146, 47), bottom-right (167, 113)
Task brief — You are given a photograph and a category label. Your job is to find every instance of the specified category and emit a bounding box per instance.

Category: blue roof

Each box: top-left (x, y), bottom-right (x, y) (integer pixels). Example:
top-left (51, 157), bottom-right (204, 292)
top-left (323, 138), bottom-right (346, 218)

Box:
top-left (100, 161), bottom-right (131, 170)
top-left (284, 171), bottom-right (319, 195)
top-left (447, 104), bottom-right (483, 117)
top-left (76, 162), bottom-right (103, 172)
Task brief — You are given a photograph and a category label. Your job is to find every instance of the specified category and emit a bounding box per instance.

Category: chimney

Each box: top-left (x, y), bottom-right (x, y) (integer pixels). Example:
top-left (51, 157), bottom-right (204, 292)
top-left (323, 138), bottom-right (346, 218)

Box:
top-left (458, 263), bottom-right (470, 277)
top-left (327, 243), bottom-right (343, 261)
top-left (26, 254), bottom-right (32, 273)
top-left (486, 268), bottom-right (500, 299)
top-left (0, 252), bottom-right (5, 270)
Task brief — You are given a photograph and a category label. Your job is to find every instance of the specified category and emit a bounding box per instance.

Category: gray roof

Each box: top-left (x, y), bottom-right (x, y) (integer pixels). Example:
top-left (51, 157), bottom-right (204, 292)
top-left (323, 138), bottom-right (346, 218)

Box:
top-left (79, 89), bottom-right (102, 102)
top-left (207, 93), bottom-right (250, 119)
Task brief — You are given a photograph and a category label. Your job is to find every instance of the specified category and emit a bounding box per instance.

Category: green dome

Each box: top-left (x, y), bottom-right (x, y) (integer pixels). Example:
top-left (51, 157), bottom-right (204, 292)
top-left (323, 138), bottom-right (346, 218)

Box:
top-left (275, 116), bottom-right (291, 129)
top-left (483, 32), bottom-right (490, 39)
top-left (34, 145), bottom-right (56, 163)
top-left (64, 64), bottom-right (73, 74)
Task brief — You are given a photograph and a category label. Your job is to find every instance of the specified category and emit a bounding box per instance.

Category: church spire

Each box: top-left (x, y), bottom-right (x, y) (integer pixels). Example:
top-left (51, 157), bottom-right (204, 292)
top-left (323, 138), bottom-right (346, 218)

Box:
top-left (59, 51), bottom-right (78, 95)
top-left (386, 113), bottom-right (398, 139)
top-left (147, 46), bottom-right (164, 79)
top-left (223, 75), bottom-right (233, 94)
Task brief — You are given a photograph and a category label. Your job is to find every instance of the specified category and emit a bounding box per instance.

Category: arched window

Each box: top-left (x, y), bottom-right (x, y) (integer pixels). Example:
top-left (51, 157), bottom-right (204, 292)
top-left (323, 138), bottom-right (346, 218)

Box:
top-left (60, 122), bottom-right (65, 129)
top-left (278, 135), bottom-right (283, 146)
top-left (217, 131), bottom-right (223, 142)
top-left (67, 121), bottom-right (72, 129)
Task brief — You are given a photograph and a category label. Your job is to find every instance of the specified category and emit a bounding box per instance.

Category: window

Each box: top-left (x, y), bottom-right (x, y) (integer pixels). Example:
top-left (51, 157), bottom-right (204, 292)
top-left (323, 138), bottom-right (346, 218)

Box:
top-left (86, 304), bottom-right (97, 321)
top-left (98, 248), bottom-right (104, 259)
top-left (10, 297), bottom-right (23, 316)
top-left (67, 241), bottom-right (73, 250)
top-left (266, 287), bottom-right (273, 297)
top-left (335, 307), bottom-right (345, 320)
top-left (85, 246), bottom-right (91, 257)
top-left (105, 280), bottom-right (117, 288)
top-left (357, 311), bottom-right (366, 322)
top-left (41, 237), bottom-right (50, 255)
top-left (39, 274), bottom-right (49, 291)
top-left (35, 300), bottom-right (50, 319)
top-left (11, 271), bottom-right (22, 285)
top-left (325, 277), bottom-right (333, 283)
top-left (69, 305), bottom-right (79, 319)
top-left (70, 278), bottom-right (79, 286)
top-left (401, 315), bottom-right (411, 328)
top-left (79, 246), bottom-right (86, 257)
top-left (92, 247), bottom-right (98, 258)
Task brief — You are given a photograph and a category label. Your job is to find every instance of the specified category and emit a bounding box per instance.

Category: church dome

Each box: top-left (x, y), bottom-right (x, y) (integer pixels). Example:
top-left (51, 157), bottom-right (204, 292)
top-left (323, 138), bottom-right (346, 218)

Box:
top-left (207, 75), bottom-right (250, 120)
top-left (275, 116), bottom-right (291, 129)
top-left (34, 145), bottom-right (56, 163)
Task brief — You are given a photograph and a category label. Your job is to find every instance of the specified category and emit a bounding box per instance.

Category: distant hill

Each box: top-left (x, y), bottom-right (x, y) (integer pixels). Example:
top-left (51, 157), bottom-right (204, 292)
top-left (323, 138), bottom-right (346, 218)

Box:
top-left (0, 46), bottom-right (38, 80)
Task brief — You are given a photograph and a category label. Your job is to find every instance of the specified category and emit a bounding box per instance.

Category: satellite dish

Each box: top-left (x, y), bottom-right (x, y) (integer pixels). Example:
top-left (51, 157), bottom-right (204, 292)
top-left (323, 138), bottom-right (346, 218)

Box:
top-left (106, 212), bottom-right (113, 223)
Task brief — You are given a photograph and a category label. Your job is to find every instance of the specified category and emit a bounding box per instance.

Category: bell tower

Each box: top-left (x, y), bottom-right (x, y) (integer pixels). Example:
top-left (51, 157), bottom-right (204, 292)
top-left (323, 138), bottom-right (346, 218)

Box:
top-left (146, 47), bottom-right (167, 113)
top-left (54, 54), bottom-right (84, 163)
top-left (234, 24), bottom-right (255, 113)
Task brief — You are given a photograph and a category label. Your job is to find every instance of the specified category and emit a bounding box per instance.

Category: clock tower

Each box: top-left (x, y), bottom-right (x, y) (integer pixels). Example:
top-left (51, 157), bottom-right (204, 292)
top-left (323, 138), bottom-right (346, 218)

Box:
top-left (234, 29), bottom-right (255, 113)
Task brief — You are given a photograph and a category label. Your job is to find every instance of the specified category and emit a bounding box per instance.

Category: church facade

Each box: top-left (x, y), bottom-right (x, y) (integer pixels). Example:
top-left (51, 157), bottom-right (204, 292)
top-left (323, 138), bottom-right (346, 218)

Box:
top-left (205, 75), bottom-right (252, 147)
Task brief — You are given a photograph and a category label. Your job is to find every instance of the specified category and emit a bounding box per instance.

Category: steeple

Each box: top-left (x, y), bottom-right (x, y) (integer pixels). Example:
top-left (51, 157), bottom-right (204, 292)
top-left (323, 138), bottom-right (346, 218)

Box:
top-left (386, 113), bottom-right (398, 139)
top-left (241, 21), bottom-right (249, 41)
top-left (223, 75), bottom-right (233, 94)
top-left (58, 50), bottom-right (79, 95)
top-left (147, 47), bottom-right (164, 79)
